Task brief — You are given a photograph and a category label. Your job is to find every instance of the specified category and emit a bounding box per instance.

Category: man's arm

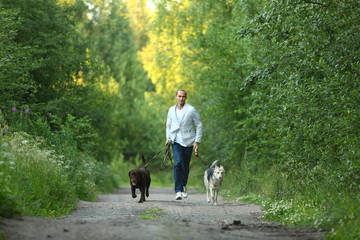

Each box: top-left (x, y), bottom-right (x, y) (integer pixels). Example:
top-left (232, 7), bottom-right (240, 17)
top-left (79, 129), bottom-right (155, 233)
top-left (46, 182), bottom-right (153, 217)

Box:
top-left (166, 109), bottom-right (171, 140)
top-left (192, 108), bottom-right (203, 144)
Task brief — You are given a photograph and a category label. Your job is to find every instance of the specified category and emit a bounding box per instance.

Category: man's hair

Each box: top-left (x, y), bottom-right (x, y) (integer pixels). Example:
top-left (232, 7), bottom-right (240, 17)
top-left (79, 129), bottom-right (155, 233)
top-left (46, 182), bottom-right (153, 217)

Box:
top-left (176, 89), bottom-right (187, 96)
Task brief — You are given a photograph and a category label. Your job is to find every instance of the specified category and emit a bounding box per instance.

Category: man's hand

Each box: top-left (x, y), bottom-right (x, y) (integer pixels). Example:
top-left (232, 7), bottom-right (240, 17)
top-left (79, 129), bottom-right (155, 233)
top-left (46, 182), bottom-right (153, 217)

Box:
top-left (194, 142), bottom-right (200, 151)
top-left (194, 142), bottom-right (200, 157)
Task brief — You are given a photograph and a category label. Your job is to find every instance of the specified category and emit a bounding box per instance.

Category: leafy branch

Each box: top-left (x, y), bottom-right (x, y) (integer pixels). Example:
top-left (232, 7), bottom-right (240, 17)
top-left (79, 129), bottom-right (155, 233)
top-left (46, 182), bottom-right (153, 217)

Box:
top-left (296, 0), bottom-right (330, 7)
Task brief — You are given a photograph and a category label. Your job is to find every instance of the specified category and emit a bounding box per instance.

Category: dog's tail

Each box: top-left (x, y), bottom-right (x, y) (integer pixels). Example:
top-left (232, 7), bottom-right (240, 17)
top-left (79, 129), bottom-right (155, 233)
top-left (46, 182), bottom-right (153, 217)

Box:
top-left (209, 160), bottom-right (219, 168)
top-left (141, 155), bottom-right (147, 168)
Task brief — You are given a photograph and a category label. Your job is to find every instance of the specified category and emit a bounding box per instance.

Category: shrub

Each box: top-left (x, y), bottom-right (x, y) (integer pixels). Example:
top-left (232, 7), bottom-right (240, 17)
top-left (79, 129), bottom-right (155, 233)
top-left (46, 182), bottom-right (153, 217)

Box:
top-left (0, 111), bottom-right (118, 217)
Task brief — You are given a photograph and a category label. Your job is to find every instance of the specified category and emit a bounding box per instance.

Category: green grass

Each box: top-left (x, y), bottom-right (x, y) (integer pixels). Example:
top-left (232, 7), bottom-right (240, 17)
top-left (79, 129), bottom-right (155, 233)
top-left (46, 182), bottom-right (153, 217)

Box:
top-left (222, 165), bottom-right (360, 240)
top-left (0, 131), bottom-right (118, 218)
top-left (139, 207), bottom-right (166, 219)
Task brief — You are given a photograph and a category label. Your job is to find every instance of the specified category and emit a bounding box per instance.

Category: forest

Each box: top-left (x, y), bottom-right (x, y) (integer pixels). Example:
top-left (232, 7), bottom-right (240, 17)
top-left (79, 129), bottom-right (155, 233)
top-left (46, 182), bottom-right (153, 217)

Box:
top-left (0, 0), bottom-right (359, 239)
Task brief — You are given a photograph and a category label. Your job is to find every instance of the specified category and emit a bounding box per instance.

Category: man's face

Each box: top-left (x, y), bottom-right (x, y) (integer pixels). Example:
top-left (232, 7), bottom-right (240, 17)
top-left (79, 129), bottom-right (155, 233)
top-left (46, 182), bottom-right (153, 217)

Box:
top-left (176, 90), bottom-right (187, 106)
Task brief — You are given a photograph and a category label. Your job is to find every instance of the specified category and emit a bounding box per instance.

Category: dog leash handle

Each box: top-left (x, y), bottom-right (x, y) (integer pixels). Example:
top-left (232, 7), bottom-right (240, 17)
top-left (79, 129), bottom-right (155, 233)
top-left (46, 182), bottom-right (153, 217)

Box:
top-left (195, 149), bottom-right (208, 167)
top-left (194, 148), bottom-right (199, 157)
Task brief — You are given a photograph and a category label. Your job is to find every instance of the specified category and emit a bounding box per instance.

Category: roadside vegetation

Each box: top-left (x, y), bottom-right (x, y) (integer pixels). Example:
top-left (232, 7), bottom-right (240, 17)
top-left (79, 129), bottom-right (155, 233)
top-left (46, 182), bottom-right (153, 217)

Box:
top-left (0, 0), bottom-right (162, 220)
top-left (141, 1), bottom-right (359, 239)
top-left (0, 0), bottom-right (359, 240)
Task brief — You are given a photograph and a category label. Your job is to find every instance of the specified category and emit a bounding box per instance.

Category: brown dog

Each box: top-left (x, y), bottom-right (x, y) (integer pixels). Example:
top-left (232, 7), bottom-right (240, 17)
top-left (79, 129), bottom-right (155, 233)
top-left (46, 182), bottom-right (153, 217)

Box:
top-left (128, 155), bottom-right (151, 203)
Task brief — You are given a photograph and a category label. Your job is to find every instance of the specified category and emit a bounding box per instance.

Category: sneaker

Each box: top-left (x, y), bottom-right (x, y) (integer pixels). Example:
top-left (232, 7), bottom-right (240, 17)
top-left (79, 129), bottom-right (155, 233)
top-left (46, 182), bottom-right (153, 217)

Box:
top-left (175, 192), bottom-right (182, 200)
top-left (182, 186), bottom-right (188, 198)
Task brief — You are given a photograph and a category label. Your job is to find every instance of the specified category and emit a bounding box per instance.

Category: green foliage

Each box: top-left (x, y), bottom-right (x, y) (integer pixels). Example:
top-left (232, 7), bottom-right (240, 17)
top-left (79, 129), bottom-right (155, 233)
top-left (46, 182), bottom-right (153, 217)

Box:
top-left (223, 165), bottom-right (360, 238)
top-left (0, 129), bottom-right (118, 217)
top-left (1, 1), bottom-right (359, 239)
top-left (0, 0), bottom-right (165, 219)
top-left (1, 0), bottom-right (86, 104)
top-left (233, 0), bottom-right (360, 196)
top-left (79, 0), bottom-right (157, 159)
top-left (1, 0), bottom-right (162, 160)
top-left (0, 131), bottom-right (75, 217)
top-left (0, 0), bottom-right (161, 222)
top-left (232, 1), bottom-right (359, 237)
top-left (0, 145), bottom-right (18, 217)
top-left (147, 0), bottom-right (360, 239)
top-left (0, 7), bottom-right (37, 107)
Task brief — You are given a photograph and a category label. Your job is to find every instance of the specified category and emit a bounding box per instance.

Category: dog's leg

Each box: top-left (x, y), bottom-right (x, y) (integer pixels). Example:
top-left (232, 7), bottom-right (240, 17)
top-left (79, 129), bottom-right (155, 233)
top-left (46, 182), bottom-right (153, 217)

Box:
top-left (131, 186), bottom-right (137, 198)
top-left (146, 181), bottom-right (150, 198)
top-left (210, 188), bottom-right (215, 204)
top-left (206, 185), bottom-right (210, 203)
top-left (139, 187), bottom-right (145, 203)
top-left (146, 186), bottom-right (149, 198)
top-left (205, 172), bottom-right (211, 203)
top-left (214, 190), bottom-right (219, 206)
top-left (205, 179), bottom-right (210, 203)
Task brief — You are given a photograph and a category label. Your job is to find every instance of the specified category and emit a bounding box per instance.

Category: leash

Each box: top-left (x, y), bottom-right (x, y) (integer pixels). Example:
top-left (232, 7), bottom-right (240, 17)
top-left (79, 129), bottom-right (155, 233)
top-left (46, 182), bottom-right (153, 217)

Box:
top-left (195, 151), bottom-right (210, 168)
top-left (144, 141), bottom-right (209, 169)
top-left (144, 142), bottom-right (172, 168)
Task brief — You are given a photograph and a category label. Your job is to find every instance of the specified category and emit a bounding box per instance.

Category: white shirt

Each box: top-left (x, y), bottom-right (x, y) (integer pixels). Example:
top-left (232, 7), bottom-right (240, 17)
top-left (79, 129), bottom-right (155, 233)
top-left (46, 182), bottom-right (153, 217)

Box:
top-left (175, 107), bottom-right (185, 146)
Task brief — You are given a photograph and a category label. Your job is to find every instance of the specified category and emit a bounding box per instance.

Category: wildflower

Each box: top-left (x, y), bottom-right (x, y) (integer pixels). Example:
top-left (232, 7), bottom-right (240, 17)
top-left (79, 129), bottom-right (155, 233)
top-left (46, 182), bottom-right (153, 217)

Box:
top-left (1, 142), bottom-right (9, 148)
top-left (11, 106), bottom-right (17, 112)
top-left (24, 109), bottom-right (30, 114)
top-left (21, 140), bottom-right (29, 145)
top-left (1, 152), bottom-right (14, 159)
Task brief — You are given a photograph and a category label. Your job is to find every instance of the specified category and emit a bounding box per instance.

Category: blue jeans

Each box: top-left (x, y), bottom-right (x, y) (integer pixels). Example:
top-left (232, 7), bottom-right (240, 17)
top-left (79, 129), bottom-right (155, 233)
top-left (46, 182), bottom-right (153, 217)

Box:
top-left (172, 142), bottom-right (193, 193)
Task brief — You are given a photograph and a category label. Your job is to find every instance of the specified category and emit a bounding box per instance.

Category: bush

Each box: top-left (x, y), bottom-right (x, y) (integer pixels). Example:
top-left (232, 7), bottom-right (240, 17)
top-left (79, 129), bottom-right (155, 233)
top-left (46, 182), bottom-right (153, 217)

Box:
top-left (0, 110), bottom-right (118, 217)
top-left (0, 132), bottom-right (78, 217)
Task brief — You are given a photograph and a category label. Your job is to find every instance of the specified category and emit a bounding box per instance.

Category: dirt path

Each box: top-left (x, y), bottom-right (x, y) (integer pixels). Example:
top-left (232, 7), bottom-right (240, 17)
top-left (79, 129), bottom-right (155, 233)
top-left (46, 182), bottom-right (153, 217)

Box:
top-left (1, 186), bottom-right (323, 240)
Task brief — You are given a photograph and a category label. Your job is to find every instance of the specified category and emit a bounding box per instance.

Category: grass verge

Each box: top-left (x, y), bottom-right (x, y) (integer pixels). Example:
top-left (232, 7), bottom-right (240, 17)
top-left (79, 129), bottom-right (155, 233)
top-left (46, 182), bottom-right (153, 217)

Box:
top-left (222, 165), bottom-right (360, 240)
top-left (0, 131), bottom-right (118, 218)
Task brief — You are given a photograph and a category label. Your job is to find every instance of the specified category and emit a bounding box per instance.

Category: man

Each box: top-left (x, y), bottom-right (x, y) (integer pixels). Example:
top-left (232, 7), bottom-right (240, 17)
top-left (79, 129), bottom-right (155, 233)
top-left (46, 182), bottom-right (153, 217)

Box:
top-left (166, 89), bottom-right (203, 200)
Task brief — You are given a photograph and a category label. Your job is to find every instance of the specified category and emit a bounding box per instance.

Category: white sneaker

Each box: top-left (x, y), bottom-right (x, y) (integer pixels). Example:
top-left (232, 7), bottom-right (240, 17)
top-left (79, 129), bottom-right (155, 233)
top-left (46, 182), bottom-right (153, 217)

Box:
top-left (175, 192), bottom-right (182, 200)
top-left (182, 186), bottom-right (188, 198)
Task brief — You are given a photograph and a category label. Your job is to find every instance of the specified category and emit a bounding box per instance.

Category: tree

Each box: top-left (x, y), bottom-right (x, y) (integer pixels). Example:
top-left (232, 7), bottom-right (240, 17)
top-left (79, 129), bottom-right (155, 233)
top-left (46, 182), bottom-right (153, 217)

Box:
top-left (79, 0), bottom-right (159, 160)
top-left (1, 0), bottom-right (86, 104)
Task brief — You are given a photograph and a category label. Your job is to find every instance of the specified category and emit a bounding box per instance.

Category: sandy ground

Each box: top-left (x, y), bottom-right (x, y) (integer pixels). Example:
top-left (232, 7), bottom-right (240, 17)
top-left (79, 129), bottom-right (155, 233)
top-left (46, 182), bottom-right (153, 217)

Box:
top-left (0, 186), bottom-right (324, 240)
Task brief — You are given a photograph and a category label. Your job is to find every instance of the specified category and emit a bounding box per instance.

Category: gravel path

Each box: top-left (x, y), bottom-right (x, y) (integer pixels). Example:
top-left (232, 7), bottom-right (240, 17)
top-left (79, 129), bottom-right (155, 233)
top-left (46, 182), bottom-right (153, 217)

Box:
top-left (1, 186), bottom-right (324, 240)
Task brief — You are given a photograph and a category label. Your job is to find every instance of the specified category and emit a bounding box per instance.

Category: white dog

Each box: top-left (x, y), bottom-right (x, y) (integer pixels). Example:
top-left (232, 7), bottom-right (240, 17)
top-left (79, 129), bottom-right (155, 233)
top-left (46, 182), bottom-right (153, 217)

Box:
top-left (204, 160), bottom-right (225, 206)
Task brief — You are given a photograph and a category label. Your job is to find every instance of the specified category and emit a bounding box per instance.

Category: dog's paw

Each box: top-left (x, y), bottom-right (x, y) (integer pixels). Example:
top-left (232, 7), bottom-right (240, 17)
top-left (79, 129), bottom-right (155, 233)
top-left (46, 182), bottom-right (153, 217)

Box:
top-left (214, 202), bottom-right (218, 206)
top-left (132, 194), bottom-right (137, 198)
top-left (207, 199), bottom-right (210, 203)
